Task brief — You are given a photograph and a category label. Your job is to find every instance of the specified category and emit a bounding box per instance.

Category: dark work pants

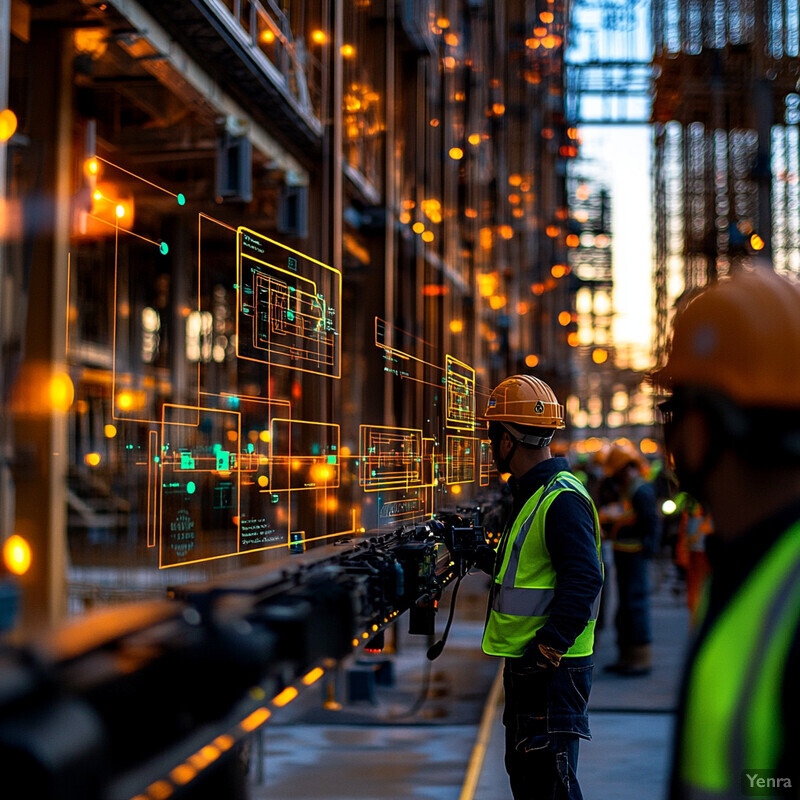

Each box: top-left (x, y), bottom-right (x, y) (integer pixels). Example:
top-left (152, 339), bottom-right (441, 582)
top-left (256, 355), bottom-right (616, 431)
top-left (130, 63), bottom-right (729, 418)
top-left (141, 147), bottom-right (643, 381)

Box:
top-left (503, 655), bottom-right (593, 800)
top-left (613, 549), bottom-right (652, 648)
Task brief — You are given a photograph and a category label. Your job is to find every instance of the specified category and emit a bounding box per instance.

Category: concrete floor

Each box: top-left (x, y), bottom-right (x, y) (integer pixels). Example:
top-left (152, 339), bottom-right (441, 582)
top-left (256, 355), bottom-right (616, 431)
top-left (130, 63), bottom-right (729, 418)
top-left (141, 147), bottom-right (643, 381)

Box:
top-left (251, 558), bottom-right (690, 800)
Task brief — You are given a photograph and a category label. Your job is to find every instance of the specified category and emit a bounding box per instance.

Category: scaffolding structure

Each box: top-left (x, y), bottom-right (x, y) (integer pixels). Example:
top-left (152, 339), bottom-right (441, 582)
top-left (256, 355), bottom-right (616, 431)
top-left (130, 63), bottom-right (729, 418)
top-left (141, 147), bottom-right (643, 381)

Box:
top-left (652, 0), bottom-right (800, 363)
top-left (562, 0), bottom-right (657, 439)
top-left (566, 0), bottom-right (653, 125)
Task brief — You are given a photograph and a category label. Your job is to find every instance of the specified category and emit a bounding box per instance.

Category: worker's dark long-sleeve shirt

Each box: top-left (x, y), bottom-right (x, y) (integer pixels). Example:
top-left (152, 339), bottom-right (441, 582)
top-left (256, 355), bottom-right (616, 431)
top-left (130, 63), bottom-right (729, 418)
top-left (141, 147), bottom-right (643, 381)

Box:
top-left (508, 457), bottom-right (604, 655)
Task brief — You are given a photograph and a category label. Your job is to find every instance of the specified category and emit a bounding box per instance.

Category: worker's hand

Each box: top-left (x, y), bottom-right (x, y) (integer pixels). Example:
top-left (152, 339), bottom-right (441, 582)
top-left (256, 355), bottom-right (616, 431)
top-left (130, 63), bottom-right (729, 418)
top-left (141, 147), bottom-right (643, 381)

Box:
top-left (471, 544), bottom-right (496, 575)
top-left (520, 642), bottom-right (563, 671)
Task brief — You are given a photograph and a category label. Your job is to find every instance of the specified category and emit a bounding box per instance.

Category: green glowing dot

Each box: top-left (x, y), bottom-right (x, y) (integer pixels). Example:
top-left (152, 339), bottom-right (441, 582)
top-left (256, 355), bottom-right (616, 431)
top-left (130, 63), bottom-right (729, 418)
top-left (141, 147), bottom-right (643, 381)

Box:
top-left (159, 241), bottom-right (169, 255)
top-left (287, 311), bottom-right (295, 321)
top-left (177, 193), bottom-right (186, 206)
top-left (186, 481), bottom-right (196, 494)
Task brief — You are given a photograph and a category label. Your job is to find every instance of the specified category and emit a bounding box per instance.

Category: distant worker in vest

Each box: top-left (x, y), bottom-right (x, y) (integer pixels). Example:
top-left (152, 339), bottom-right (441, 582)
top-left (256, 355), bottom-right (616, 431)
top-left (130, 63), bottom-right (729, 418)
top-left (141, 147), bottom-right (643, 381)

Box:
top-left (479, 374), bottom-right (604, 800)
top-left (653, 267), bottom-right (800, 799)
top-left (599, 442), bottom-right (661, 676)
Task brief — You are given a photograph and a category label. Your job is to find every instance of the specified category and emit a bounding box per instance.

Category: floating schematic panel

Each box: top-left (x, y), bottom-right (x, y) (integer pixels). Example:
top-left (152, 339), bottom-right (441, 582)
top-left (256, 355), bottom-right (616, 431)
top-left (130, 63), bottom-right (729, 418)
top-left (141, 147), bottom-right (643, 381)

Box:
top-left (374, 437), bottom-right (435, 525)
top-left (158, 404), bottom-right (287, 568)
top-left (445, 355), bottom-right (476, 431)
top-left (377, 492), bottom-right (426, 526)
top-left (446, 435), bottom-right (476, 485)
top-left (237, 226), bottom-right (341, 377)
top-left (359, 425), bottom-right (424, 492)
top-left (269, 419), bottom-right (340, 492)
top-left (479, 439), bottom-right (494, 487)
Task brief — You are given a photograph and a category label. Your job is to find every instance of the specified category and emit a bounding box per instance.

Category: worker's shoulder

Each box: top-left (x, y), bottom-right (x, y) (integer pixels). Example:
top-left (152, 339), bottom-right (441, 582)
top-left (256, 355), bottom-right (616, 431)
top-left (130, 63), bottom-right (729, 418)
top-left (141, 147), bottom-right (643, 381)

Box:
top-left (545, 478), bottom-right (596, 518)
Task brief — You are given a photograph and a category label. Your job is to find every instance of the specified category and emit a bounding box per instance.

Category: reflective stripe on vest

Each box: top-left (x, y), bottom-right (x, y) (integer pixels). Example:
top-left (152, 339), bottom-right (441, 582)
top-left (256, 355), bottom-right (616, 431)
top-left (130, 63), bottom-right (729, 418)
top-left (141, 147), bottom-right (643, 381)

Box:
top-left (481, 471), bottom-right (602, 658)
top-left (679, 520), bottom-right (800, 798)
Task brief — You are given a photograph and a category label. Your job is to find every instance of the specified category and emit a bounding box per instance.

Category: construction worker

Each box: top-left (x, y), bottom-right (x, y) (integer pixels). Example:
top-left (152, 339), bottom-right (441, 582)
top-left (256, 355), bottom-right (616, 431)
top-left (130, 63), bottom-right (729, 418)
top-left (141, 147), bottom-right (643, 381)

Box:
top-left (653, 267), bottom-right (800, 798)
top-left (673, 493), bottom-right (714, 627)
top-left (599, 443), bottom-right (661, 676)
top-left (479, 374), bottom-right (604, 800)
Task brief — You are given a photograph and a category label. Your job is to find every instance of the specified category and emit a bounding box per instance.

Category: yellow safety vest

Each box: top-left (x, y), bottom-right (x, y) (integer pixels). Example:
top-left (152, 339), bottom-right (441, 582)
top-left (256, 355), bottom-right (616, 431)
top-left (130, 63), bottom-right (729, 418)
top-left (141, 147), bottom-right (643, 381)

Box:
top-left (677, 520), bottom-right (800, 798)
top-left (482, 471), bottom-right (602, 658)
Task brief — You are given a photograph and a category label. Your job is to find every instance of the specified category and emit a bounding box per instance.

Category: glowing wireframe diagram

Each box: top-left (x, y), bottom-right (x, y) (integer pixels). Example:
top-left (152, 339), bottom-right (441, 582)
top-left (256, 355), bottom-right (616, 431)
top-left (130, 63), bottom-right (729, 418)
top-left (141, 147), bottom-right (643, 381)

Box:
top-left (158, 405), bottom-right (241, 568)
top-left (157, 404), bottom-right (290, 568)
top-left (269, 419), bottom-right (340, 492)
top-left (480, 439), bottom-right (495, 487)
top-left (446, 435), bottom-right (476, 485)
top-left (374, 437), bottom-right (436, 525)
top-left (237, 226), bottom-right (341, 377)
top-left (445, 355), bottom-right (476, 431)
top-left (359, 425), bottom-right (425, 492)
top-left (378, 493), bottom-right (425, 525)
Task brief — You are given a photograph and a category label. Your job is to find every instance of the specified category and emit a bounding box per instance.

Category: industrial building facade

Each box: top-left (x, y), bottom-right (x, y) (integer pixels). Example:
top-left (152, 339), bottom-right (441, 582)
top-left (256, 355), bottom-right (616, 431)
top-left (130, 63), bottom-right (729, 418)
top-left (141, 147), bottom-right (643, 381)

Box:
top-left (0, 0), bottom-right (583, 623)
top-left (652, 0), bottom-right (800, 361)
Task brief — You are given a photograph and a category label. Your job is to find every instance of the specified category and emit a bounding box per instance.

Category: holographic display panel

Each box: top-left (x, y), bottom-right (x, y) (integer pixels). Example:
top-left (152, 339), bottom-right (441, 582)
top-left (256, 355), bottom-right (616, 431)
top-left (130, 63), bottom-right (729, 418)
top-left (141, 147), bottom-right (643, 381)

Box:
top-left (158, 405), bottom-right (241, 568)
top-left (237, 227), bottom-right (341, 377)
top-left (446, 435), bottom-right (476, 485)
top-left (67, 156), bottom-right (495, 571)
top-left (359, 425), bottom-right (424, 492)
top-left (445, 355), bottom-right (476, 431)
top-left (480, 439), bottom-right (495, 487)
top-left (269, 420), bottom-right (340, 492)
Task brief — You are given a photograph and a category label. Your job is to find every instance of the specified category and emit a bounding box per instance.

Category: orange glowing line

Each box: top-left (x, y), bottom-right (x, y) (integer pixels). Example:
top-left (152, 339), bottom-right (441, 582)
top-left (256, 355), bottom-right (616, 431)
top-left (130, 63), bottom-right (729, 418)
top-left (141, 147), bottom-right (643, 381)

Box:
top-left (374, 316), bottom-right (435, 351)
top-left (112, 214), bottom-right (119, 420)
top-left (272, 687), bottom-right (298, 707)
top-left (88, 213), bottom-right (160, 247)
top-left (147, 430), bottom-right (158, 547)
top-left (199, 390), bottom-right (291, 410)
top-left (240, 707), bottom-right (271, 732)
top-left (302, 667), bottom-right (325, 685)
top-left (199, 212), bottom-right (237, 232)
top-left (94, 155), bottom-right (178, 197)
top-left (65, 252), bottom-right (71, 356)
top-left (290, 529), bottom-right (360, 546)
top-left (396, 375), bottom-right (449, 390)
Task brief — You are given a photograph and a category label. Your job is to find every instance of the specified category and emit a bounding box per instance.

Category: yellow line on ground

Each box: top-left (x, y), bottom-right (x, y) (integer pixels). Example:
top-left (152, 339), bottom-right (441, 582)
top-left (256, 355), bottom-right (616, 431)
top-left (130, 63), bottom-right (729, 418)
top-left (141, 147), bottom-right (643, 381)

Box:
top-left (459, 662), bottom-right (505, 800)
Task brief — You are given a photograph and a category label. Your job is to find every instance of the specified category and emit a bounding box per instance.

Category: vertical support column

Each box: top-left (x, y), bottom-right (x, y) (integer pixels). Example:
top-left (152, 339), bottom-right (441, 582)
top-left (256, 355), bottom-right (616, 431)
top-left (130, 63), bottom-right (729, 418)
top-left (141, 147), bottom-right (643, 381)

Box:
top-left (383, 0), bottom-right (395, 428)
top-left (332, 0), bottom-right (343, 276)
top-left (0, 0), bottom-right (13, 547)
top-left (753, 78), bottom-right (773, 261)
top-left (10, 22), bottom-right (73, 627)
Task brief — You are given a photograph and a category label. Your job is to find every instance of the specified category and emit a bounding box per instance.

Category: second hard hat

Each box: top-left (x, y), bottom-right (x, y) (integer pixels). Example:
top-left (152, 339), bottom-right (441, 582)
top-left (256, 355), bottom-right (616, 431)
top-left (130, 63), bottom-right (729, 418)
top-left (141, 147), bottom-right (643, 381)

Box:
top-left (652, 267), bottom-right (800, 408)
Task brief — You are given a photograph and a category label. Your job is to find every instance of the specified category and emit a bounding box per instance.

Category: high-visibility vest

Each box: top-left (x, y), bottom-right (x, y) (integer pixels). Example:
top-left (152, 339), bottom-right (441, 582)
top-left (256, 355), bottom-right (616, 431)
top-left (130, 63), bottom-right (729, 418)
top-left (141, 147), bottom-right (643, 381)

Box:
top-left (677, 520), bottom-right (800, 798)
top-left (482, 471), bottom-right (602, 658)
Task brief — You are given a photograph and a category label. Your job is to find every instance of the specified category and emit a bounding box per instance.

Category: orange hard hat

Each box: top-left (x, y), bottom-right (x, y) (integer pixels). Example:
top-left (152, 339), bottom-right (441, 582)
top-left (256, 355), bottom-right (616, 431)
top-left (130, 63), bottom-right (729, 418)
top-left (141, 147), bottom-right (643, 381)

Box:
top-left (603, 443), bottom-right (645, 477)
top-left (652, 267), bottom-right (800, 408)
top-left (480, 374), bottom-right (565, 429)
